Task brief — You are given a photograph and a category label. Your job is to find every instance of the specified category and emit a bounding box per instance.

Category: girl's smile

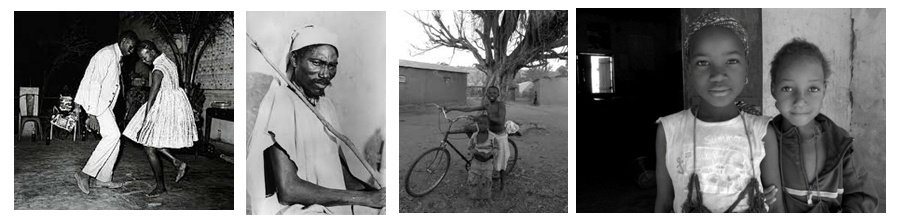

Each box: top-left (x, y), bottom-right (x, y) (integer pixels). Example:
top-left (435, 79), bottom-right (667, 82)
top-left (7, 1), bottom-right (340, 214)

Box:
top-left (772, 55), bottom-right (826, 127)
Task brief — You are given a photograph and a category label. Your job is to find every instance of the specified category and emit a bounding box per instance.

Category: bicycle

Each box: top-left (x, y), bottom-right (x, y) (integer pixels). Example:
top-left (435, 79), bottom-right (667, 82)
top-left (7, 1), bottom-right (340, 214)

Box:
top-left (404, 104), bottom-right (518, 197)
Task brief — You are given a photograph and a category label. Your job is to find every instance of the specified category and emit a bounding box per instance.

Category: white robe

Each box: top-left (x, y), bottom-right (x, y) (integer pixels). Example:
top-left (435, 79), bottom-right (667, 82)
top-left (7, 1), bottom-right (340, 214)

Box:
top-left (246, 79), bottom-right (381, 215)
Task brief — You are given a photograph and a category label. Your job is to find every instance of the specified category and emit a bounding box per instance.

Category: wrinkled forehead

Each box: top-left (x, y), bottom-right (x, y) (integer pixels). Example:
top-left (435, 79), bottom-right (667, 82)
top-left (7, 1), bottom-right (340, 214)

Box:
top-left (305, 45), bottom-right (339, 60)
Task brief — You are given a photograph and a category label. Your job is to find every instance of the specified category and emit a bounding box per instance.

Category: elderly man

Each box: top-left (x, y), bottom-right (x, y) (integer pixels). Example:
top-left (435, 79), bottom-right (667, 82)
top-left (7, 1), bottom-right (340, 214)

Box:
top-left (73, 31), bottom-right (139, 194)
top-left (247, 25), bottom-right (384, 215)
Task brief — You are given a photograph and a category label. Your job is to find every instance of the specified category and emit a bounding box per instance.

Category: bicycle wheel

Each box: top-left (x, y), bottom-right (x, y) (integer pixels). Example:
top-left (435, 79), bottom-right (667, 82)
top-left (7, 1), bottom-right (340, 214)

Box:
top-left (506, 139), bottom-right (518, 173)
top-left (405, 147), bottom-right (451, 197)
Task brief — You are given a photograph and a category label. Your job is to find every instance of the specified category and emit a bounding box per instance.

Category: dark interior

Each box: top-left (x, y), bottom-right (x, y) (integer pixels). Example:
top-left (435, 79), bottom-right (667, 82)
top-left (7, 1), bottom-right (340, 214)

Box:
top-left (576, 8), bottom-right (685, 212)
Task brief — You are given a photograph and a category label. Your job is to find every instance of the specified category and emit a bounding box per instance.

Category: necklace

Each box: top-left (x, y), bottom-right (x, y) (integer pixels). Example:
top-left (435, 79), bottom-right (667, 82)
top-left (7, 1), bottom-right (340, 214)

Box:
top-left (800, 126), bottom-right (821, 205)
top-left (685, 105), bottom-right (763, 213)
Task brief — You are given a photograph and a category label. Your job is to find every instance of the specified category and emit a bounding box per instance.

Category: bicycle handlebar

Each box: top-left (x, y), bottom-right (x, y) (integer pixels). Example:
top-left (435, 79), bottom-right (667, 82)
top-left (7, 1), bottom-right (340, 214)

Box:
top-left (429, 103), bottom-right (481, 134)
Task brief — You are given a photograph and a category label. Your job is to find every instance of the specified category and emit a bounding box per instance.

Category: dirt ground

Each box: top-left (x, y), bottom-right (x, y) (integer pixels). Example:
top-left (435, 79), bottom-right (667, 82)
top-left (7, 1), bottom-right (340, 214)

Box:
top-left (399, 99), bottom-right (568, 213)
top-left (14, 136), bottom-right (234, 210)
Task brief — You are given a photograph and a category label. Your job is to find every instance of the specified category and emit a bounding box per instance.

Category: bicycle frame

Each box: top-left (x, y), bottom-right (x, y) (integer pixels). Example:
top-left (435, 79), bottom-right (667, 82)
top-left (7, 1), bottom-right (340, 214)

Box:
top-left (436, 116), bottom-right (474, 168)
top-left (431, 104), bottom-right (512, 170)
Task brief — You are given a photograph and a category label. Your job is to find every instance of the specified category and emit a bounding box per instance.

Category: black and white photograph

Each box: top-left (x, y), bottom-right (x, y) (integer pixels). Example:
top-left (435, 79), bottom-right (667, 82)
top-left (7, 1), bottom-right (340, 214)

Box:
top-left (398, 10), bottom-right (569, 213)
top-left (14, 11), bottom-right (235, 210)
top-left (245, 11), bottom-right (386, 215)
top-left (575, 8), bottom-right (885, 213)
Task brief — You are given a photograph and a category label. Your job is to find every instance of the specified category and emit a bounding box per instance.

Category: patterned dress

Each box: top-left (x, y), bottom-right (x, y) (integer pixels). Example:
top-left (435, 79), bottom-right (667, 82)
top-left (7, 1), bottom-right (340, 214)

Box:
top-left (123, 53), bottom-right (198, 148)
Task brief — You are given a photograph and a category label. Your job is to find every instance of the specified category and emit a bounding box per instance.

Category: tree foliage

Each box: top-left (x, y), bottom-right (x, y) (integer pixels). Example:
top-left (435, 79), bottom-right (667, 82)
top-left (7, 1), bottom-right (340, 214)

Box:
top-left (124, 11), bottom-right (233, 87)
top-left (410, 10), bottom-right (567, 98)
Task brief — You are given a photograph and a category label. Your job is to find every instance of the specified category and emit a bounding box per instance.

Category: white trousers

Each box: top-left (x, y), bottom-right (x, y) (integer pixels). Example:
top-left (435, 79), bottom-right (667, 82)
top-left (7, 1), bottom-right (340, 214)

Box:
top-left (494, 132), bottom-right (509, 171)
top-left (81, 111), bottom-right (121, 182)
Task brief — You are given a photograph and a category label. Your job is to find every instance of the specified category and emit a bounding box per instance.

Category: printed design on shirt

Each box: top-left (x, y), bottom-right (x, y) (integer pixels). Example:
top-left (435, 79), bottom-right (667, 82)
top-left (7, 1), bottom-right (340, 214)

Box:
top-left (678, 134), bottom-right (752, 195)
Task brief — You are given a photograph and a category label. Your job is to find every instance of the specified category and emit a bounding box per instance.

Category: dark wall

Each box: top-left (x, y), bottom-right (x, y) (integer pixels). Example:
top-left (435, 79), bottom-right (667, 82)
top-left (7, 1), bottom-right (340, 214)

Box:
top-left (576, 8), bottom-right (683, 161)
top-left (576, 8), bottom-right (684, 212)
top-left (14, 12), bottom-right (119, 131)
top-left (399, 67), bottom-right (467, 105)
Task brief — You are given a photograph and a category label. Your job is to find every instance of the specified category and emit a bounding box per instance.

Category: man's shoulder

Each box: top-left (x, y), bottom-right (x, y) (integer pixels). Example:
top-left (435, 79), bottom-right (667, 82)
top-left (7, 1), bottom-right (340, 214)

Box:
top-left (92, 44), bottom-right (117, 59)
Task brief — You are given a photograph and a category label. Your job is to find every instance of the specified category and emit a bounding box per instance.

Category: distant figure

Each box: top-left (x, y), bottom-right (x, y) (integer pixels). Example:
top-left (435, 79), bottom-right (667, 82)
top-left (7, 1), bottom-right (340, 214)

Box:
top-left (125, 60), bottom-right (151, 122)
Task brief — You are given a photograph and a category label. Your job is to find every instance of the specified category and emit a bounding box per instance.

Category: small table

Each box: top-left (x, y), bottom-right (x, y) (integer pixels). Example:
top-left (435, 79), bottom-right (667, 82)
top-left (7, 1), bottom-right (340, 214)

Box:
top-left (202, 107), bottom-right (234, 158)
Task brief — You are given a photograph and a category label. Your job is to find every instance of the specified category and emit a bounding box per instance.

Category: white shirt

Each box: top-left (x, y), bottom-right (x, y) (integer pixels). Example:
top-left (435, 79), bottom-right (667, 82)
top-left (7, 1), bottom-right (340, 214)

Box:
top-left (657, 109), bottom-right (770, 213)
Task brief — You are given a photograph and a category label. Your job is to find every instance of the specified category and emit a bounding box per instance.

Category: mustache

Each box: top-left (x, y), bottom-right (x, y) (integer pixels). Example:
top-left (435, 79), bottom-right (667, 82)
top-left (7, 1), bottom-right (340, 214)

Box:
top-left (312, 78), bottom-right (331, 86)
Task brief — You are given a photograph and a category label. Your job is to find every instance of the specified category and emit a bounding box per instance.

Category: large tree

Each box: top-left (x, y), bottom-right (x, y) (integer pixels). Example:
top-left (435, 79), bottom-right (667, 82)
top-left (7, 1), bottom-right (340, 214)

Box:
top-left (411, 10), bottom-right (568, 98)
top-left (125, 11), bottom-right (233, 87)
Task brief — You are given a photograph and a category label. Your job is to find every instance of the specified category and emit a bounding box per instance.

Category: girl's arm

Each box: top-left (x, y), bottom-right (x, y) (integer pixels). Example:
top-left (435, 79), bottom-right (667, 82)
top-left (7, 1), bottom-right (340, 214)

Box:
top-left (760, 124), bottom-right (785, 212)
top-left (145, 70), bottom-right (163, 112)
top-left (654, 123), bottom-right (674, 213)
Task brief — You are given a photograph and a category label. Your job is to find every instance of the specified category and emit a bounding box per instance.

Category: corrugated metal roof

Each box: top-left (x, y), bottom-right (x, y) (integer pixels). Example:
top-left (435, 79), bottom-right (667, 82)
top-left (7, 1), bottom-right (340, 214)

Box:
top-left (399, 59), bottom-right (468, 74)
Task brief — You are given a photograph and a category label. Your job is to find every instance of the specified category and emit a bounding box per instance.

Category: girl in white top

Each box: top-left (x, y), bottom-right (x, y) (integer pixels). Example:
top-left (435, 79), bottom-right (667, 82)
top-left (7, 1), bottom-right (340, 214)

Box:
top-left (654, 12), bottom-right (783, 213)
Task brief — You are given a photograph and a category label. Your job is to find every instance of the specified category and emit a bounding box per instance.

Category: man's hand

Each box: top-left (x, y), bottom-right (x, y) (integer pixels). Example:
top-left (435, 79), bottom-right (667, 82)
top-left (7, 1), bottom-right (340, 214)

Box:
top-left (763, 185), bottom-right (779, 206)
top-left (86, 115), bottom-right (100, 131)
top-left (364, 188), bottom-right (386, 209)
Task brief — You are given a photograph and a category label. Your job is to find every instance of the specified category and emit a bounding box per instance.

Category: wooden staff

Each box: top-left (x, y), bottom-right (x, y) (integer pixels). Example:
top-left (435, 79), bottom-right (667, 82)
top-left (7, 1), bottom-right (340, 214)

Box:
top-left (248, 33), bottom-right (384, 189)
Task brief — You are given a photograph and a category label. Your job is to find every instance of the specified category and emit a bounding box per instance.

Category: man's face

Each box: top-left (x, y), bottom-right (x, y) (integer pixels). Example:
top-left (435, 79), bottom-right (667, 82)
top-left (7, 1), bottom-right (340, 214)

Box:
top-left (293, 45), bottom-right (339, 99)
top-left (486, 87), bottom-right (499, 102)
top-left (120, 39), bottom-right (136, 56)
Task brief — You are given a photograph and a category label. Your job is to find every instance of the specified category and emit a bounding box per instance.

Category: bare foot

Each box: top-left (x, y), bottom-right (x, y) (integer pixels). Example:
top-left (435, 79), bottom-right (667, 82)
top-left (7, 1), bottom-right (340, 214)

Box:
top-left (146, 186), bottom-right (167, 197)
top-left (175, 162), bottom-right (188, 183)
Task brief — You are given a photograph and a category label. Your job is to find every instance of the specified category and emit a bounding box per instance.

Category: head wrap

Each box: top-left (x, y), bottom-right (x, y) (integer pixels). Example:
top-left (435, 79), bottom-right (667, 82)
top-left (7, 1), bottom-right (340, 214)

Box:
top-left (287, 25), bottom-right (340, 64)
top-left (683, 12), bottom-right (749, 59)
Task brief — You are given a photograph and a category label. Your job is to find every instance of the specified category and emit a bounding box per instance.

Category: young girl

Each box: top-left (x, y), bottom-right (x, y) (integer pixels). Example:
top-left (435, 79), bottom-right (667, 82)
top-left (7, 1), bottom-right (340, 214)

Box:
top-left (123, 40), bottom-right (199, 197)
top-left (654, 12), bottom-right (783, 213)
top-left (768, 38), bottom-right (878, 212)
